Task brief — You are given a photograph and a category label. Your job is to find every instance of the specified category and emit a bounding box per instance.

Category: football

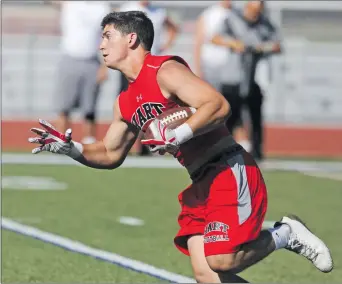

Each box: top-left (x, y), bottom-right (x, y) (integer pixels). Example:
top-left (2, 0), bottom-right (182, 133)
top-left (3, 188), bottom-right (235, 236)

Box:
top-left (143, 106), bottom-right (195, 139)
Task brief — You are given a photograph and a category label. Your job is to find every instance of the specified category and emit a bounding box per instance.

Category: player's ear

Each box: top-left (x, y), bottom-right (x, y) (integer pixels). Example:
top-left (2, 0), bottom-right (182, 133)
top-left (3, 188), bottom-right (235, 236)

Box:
top-left (127, 33), bottom-right (140, 49)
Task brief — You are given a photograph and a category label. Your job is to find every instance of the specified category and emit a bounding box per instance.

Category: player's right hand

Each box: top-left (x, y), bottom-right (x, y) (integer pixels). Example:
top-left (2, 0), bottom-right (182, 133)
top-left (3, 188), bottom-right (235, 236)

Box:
top-left (141, 118), bottom-right (180, 156)
top-left (28, 119), bottom-right (82, 158)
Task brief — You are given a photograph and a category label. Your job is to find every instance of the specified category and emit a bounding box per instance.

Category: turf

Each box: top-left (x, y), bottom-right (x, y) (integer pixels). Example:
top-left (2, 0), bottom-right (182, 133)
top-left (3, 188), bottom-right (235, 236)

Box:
top-left (2, 231), bottom-right (161, 283)
top-left (2, 164), bottom-right (341, 283)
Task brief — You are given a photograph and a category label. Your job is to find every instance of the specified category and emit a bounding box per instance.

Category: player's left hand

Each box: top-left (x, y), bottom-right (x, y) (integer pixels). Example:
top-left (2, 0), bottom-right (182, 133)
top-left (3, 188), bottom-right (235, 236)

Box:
top-left (141, 119), bottom-right (180, 155)
top-left (28, 119), bottom-right (82, 158)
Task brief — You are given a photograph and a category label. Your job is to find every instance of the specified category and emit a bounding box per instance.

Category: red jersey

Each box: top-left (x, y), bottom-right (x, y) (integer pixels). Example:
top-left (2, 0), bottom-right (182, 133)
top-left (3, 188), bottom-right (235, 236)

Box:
top-left (118, 53), bottom-right (237, 176)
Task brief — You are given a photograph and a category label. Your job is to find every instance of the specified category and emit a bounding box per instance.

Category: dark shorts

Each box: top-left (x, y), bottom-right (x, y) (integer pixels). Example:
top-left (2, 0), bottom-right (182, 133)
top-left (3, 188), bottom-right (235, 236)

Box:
top-left (55, 54), bottom-right (100, 116)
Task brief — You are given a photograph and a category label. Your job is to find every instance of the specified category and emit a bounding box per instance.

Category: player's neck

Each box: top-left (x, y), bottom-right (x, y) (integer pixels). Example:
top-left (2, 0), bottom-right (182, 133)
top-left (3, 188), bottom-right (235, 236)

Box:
top-left (120, 50), bottom-right (150, 83)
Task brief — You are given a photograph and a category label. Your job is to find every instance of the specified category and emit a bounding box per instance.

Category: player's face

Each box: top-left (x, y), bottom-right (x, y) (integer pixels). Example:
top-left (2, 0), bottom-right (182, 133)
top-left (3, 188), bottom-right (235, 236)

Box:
top-left (100, 24), bottom-right (129, 69)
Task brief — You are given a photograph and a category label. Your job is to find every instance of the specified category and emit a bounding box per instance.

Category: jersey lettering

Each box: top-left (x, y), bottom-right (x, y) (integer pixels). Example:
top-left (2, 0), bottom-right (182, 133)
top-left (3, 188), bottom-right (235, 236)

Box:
top-left (150, 103), bottom-right (164, 115)
top-left (142, 103), bottom-right (155, 120)
top-left (131, 102), bottom-right (165, 130)
top-left (131, 115), bottom-right (139, 129)
top-left (136, 108), bottom-right (148, 127)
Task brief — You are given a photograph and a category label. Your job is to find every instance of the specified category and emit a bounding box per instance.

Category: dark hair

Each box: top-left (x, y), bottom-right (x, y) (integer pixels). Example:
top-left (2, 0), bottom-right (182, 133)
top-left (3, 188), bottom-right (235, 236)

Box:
top-left (101, 11), bottom-right (154, 51)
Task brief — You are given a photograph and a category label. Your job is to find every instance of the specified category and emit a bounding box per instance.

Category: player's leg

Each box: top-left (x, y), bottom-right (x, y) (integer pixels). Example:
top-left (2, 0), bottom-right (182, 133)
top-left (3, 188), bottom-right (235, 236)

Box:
top-left (188, 235), bottom-right (221, 283)
top-left (206, 229), bottom-right (278, 274)
top-left (188, 235), bottom-right (249, 283)
top-left (80, 59), bottom-right (101, 144)
top-left (235, 101), bottom-right (252, 153)
top-left (207, 216), bottom-right (333, 274)
top-left (203, 150), bottom-right (270, 273)
top-left (55, 55), bottom-right (81, 133)
top-left (204, 151), bottom-right (333, 274)
top-left (174, 184), bottom-right (222, 283)
top-left (221, 84), bottom-right (241, 135)
top-left (221, 85), bottom-right (251, 152)
top-left (246, 82), bottom-right (263, 160)
top-left (82, 112), bottom-right (97, 144)
top-left (175, 161), bottom-right (251, 283)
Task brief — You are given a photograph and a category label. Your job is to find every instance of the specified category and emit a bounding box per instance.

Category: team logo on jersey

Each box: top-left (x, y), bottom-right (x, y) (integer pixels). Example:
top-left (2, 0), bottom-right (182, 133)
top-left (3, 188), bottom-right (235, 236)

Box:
top-left (131, 102), bottom-right (165, 130)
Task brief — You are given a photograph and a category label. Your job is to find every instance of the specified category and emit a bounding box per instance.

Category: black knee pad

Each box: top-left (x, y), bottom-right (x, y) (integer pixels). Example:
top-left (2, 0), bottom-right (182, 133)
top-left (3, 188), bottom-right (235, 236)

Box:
top-left (84, 112), bottom-right (96, 122)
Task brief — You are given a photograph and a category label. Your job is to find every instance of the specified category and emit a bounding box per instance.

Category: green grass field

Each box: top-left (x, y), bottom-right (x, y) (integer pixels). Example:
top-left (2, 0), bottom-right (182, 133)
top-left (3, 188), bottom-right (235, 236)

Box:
top-left (2, 162), bottom-right (342, 283)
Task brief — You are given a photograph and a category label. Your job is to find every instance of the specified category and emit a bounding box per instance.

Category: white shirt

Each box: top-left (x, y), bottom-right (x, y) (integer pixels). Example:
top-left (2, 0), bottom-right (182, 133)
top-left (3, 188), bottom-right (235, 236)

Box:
top-left (200, 5), bottom-right (231, 67)
top-left (60, 2), bottom-right (110, 59)
top-left (119, 2), bottom-right (167, 55)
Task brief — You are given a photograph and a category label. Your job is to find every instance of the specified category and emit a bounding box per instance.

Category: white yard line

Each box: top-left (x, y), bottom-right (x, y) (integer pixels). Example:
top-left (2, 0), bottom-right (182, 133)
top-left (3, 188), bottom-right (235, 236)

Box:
top-left (1, 217), bottom-right (195, 283)
top-left (118, 216), bottom-right (145, 226)
top-left (3, 153), bottom-right (342, 172)
top-left (301, 171), bottom-right (342, 181)
top-left (1, 153), bottom-right (182, 168)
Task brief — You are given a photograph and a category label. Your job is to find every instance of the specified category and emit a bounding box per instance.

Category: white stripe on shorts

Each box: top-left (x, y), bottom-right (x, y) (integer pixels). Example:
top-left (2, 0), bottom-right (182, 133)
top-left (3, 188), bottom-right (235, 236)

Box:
top-left (226, 153), bottom-right (252, 225)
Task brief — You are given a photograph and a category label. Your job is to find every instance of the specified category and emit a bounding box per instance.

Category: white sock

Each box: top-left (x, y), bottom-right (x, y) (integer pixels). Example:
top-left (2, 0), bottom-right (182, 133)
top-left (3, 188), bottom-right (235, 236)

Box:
top-left (268, 224), bottom-right (291, 250)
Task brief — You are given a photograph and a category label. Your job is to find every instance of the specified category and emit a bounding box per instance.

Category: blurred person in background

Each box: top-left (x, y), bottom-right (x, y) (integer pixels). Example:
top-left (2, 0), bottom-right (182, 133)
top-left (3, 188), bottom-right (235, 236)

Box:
top-left (50, 1), bottom-right (111, 144)
top-left (212, 0), bottom-right (281, 161)
top-left (119, 0), bottom-right (179, 155)
top-left (194, 0), bottom-right (237, 91)
top-left (195, 0), bottom-right (251, 153)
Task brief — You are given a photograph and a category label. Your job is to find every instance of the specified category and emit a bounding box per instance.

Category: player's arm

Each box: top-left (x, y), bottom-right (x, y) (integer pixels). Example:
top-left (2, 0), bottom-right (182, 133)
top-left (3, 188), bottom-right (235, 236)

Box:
top-left (158, 60), bottom-right (231, 138)
top-left (29, 99), bottom-right (139, 170)
top-left (140, 60), bottom-right (230, 154)
top-left (76, 101), bottom-right (138, 169)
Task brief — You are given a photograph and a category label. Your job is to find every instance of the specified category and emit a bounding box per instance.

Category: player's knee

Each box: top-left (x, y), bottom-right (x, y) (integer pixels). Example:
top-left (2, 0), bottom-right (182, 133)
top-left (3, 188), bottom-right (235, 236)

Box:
top-left (206, 254), bottom-right (238, 274)
top-left (84, 112), bottom-right (96, 122)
